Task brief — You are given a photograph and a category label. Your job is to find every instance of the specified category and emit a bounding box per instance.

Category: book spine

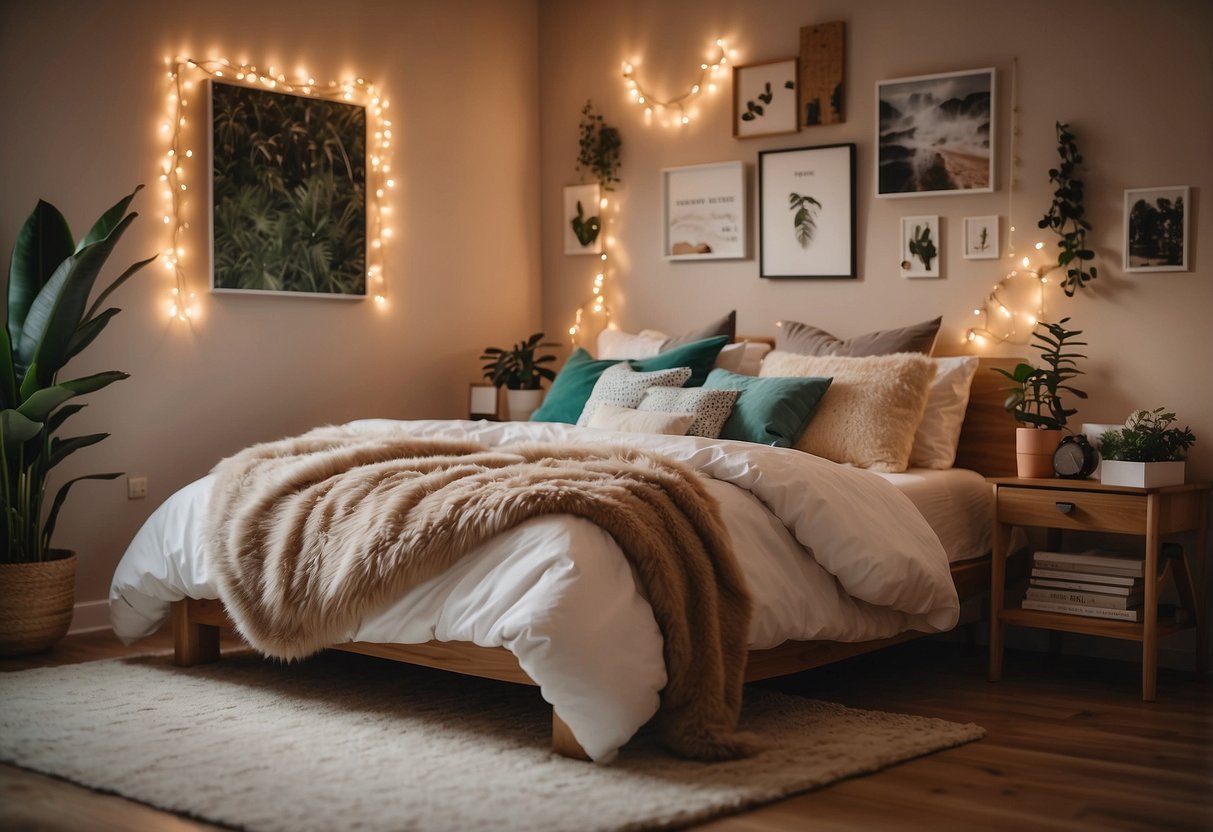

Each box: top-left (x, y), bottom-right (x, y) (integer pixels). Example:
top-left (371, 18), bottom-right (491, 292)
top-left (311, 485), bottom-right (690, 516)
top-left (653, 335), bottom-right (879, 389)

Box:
top-left (1024, 587), bottom-right (1139, 609)
top-left (1032, 558), bottom-right (1143, 578)
top-left (1032, 550), bottom-right (1146, 573)
top-left (1029, 577), bottom-right (1138, 595)
top-left (1030, 567), bottom-right (1138, 587)
top-left (1021, 599), bottom-right (1143, 622)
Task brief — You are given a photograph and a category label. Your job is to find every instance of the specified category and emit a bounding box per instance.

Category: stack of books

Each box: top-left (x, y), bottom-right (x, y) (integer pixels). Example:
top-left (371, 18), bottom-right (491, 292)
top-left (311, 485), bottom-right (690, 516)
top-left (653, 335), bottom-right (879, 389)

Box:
top-left (1023, 550), bottom-right (1144, 622)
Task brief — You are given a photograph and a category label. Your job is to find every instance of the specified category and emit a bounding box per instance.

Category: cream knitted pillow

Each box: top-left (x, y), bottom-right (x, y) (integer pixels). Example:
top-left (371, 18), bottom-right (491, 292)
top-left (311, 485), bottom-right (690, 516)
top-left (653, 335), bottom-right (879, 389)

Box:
top-left (759, 351), bottom-right (936, 472)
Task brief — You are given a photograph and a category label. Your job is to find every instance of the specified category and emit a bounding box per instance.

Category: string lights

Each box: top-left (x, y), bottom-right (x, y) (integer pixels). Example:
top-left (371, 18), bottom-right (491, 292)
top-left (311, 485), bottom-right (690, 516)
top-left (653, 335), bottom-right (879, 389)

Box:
top-left (567, 194), bottom-right (614, 346)
top-left (621, 39), bottom-right (732, 128)
top-left (965, 58), bottom-right (1047, 347)
top-left (160, 56), bottom-right (392, 323)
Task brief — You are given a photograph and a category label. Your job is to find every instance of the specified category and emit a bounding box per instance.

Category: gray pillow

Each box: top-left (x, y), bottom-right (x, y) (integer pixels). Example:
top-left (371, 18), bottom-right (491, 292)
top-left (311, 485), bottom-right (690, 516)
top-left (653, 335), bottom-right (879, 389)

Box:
top-left (660, 311), bottom-right (737, 351)
top-left (775, 316), bottom-right (941, 356)
top-left (638, 387), bottom-right (739, 439)
top-left (576, 363), bottom-right (692, 427)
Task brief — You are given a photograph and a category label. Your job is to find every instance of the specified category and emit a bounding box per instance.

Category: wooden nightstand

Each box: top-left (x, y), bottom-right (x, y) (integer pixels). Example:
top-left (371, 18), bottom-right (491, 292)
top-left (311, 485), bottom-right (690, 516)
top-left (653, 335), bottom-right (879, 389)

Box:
top-left (988, 477), bottom-right (1210, 700)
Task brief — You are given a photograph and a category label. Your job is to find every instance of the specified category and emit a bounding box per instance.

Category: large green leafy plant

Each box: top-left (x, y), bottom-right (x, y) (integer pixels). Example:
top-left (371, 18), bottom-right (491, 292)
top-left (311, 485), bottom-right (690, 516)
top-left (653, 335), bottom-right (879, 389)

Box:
top-left (480, 333), bottom-right (557, 391)
top-left (992, 317), bottom-right (1088, 430)
top-left (1100, 408), bottom-right (1195, 463)
top-left (3, 186), bottom-right (153, 562)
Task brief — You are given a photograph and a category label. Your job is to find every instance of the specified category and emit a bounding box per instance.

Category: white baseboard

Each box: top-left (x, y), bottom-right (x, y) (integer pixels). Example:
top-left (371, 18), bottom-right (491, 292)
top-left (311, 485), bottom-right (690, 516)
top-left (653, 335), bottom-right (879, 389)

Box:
top-left (70, 599), bottom-right (112, 634)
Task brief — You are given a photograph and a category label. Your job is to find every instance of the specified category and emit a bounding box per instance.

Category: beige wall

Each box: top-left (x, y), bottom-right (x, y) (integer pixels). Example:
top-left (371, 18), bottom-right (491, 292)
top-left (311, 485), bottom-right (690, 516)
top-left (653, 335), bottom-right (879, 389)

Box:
top-left (538, 0), bottom-right (1213, 486)
top-left (0, 0), bottom-right (541, 610)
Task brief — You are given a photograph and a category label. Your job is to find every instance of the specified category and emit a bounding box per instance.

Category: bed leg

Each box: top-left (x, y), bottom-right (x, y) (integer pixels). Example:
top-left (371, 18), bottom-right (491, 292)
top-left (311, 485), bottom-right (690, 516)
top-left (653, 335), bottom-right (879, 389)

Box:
top-left (551, 710), bottom-right (590, 761)
top-left (172, 600), bottom-right (221, 666)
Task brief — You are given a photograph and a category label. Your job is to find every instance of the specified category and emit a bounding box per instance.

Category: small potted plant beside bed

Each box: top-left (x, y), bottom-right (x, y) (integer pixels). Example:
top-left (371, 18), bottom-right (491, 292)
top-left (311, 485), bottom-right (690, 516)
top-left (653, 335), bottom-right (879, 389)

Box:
top-left (480, 333), bottom-right (558, 421)
top-left (1098, 408), bottom-right (1195, 488)
top-left (992, 317), bottom-right (1088, 478)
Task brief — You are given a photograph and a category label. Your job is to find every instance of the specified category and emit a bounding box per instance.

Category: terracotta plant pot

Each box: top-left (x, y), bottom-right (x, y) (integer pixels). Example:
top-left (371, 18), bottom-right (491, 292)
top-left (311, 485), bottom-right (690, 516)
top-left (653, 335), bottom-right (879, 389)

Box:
top-left (1015, 427), bottom-right (1061, 479)
top-left (0, 550), bottom-right (76, 657)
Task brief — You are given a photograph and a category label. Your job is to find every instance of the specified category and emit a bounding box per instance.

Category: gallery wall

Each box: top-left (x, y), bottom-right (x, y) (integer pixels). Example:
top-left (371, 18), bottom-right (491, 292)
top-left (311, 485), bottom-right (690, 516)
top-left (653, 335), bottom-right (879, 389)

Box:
top-left (0, 0), bottom-right (541, 617)
top-left (538, 0), bottom-right (1213, 487)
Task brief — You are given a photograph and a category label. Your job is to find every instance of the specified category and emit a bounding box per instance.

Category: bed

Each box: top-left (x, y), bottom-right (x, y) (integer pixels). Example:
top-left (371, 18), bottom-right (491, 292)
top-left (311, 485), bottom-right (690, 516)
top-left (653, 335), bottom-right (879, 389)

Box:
top-left (109, 353), bottom-right (1018, 762)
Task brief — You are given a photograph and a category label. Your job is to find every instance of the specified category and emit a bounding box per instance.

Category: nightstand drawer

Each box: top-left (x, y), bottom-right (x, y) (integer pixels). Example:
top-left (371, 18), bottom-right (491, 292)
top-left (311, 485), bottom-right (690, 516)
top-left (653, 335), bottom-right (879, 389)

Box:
top-left (996, 487), bottom-right (1145, 533)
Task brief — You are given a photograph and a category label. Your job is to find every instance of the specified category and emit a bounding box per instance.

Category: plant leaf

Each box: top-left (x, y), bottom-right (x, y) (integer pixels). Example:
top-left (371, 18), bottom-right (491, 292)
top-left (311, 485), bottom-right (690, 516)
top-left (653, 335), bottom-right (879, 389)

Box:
top-left (1, 408), bottom-right (42, 452)
top-left (7, 200), bottom-right (74, 349)
top-left (42, 472), bottom-right (122, 552)
top-left (75, 185), bottom-right (144, 253)
top-left (16, 371), bottom-right (129, 422)
top-left (83, 253), bottom-right (157, 322)
top-left (49, 432), bottom-right (109, 469)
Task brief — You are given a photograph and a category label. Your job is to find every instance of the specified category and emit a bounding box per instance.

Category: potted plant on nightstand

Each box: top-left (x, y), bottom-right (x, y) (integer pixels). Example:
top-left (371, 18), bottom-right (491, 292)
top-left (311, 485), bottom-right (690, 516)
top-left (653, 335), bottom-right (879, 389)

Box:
top-left (1099, 408), bottom-right (1195, 488)
top-left (480, 333), bottom-right (558, 421)
top-left (1, 186), bottom-right (154, 656)
top-left (992, 317), bottom-right (1088, 478)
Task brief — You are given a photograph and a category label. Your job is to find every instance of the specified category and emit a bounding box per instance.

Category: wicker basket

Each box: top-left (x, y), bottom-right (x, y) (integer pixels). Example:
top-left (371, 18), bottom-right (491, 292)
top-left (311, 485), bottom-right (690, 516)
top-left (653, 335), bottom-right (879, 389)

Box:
top-left (0, 550), bottom-right (76, 657)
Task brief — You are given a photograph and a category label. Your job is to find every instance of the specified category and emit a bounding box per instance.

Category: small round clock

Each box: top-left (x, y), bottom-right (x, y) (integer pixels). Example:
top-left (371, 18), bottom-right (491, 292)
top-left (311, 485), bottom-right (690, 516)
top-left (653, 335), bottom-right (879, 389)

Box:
top-left (1052, 434), bottom-right (1098, 479)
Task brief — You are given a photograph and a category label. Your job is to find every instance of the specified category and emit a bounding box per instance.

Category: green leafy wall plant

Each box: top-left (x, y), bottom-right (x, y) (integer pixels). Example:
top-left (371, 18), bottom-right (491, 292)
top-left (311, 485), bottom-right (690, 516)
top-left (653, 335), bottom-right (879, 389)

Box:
top-left (576, 100), bottom-right (622, 191)
top-left (1039, 122), bottom-right (1096, 296)
top-left (3, 187), bottom-right (153, 562)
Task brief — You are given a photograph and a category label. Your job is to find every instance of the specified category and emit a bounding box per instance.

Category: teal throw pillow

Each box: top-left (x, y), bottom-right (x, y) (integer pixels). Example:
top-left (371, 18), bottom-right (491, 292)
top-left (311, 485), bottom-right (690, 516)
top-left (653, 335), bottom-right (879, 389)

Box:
top-left (703, 368), bottom-right (832, 447)
top-left (531, 336), bottom-right (729, 424)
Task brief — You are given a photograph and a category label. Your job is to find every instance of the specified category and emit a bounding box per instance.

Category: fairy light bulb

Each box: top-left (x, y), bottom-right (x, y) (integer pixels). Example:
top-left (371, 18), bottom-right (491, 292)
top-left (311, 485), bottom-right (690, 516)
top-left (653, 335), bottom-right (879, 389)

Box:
top-left (622, 39), bottom-right (727, 128)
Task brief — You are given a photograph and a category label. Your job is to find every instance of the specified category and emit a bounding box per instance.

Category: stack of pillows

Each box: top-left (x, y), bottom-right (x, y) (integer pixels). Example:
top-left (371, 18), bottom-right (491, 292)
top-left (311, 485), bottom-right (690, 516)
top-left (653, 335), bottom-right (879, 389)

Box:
top-left (529, 312), bottom-right (980, 473)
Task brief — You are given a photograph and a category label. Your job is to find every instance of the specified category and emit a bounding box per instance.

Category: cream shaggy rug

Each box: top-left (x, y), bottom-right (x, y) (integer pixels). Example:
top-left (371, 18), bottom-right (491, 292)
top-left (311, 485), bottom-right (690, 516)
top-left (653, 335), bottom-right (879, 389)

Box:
top-left (0, 651), bottom-right (984, 831)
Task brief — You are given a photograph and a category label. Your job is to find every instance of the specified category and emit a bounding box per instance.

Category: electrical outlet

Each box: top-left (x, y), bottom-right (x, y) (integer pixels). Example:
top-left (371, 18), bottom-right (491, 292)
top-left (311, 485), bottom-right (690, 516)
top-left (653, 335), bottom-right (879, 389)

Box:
top-left (127, 476), bottom-right (148, 500)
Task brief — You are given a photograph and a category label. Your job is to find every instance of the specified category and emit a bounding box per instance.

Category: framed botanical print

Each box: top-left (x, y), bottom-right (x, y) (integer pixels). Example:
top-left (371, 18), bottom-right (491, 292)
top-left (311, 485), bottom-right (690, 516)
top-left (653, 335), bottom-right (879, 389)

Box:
top-left (733, 58), bottom-right (799, 138)
top-left (563, 184), bottom-right (602, 255)
top-left (900, 215), bottom-right (941, 278)
top-left (963, 215), bottom-right (999, 259)
top-left (210, 80), bottom-right (367, 296)
top-left (758, 143), bottom-right (856, 279)
top-left (876, 67), bottom-right (995, 198)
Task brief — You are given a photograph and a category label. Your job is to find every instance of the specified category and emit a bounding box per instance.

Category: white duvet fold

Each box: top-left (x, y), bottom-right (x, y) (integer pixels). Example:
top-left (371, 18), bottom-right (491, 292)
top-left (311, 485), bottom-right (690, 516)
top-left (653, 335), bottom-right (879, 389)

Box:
top-left (110, 419), bottom-right (958, 762)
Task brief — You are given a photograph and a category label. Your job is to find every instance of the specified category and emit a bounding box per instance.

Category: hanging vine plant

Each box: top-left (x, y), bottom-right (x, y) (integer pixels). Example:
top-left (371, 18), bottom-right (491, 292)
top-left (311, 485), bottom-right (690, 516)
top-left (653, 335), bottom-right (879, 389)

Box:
top-left (1039, 122), bottom-right (1096, 296)
top-left (576, 100), bottom-right (623, 191)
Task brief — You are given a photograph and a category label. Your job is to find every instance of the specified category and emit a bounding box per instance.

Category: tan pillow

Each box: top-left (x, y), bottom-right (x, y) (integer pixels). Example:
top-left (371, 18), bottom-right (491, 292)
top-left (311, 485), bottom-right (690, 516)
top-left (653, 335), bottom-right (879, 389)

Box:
top-left (587, 404), bottom-right (695, 435)
top-left (760, 351), bottom-right (936, 472)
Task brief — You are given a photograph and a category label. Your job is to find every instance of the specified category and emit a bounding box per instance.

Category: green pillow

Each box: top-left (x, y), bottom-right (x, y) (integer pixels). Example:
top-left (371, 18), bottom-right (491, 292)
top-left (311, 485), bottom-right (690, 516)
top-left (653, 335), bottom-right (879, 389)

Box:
top-left (703, 368), bottom-right (832, 447)
top-left (531, 336), bottom-right (729, 424)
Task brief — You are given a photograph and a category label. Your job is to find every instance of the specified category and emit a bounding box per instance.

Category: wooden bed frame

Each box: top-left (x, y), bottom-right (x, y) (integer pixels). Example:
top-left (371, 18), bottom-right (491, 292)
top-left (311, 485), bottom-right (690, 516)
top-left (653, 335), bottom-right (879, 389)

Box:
top-left (171, 351), bottom-right (1020, 760)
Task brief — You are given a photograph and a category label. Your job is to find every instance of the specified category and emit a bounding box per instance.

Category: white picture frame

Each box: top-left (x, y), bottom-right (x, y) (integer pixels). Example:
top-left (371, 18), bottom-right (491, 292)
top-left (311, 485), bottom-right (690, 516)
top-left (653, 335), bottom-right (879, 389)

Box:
top-left (733, 58), bottom-right (800, 139)
top-left (876, 67), bottom-right (995, 198)
top-left (662, 161), bottom-right (746, 260)
top-left (963, 215), bottom-right (999, 259)
top-left (759, 143), bottom-right (856, 279)
top-left (900, 215), bottom-right (941, 278)
top-left (1124, 186), bottom-right (1189, 272)
top-left (563, 184), bottom-right (602, 255)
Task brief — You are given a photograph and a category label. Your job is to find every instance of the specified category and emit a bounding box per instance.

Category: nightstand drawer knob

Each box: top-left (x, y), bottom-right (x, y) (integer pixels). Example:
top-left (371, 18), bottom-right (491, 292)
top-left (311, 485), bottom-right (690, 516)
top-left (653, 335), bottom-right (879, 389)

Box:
top-left (1055, 501), bottom-right (1075, 514)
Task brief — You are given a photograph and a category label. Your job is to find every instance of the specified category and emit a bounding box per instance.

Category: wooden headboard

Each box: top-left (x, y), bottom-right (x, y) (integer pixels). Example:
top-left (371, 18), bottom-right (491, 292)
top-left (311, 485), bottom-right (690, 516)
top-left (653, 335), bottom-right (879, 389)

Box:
top-left (737, 337), bottom-right (1018, 478)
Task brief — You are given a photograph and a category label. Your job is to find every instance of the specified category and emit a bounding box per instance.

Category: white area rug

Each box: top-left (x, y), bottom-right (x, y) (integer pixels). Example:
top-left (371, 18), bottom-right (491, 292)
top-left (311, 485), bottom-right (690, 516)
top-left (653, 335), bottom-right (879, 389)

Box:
top-left (0, 651), bottom-right (984, 831)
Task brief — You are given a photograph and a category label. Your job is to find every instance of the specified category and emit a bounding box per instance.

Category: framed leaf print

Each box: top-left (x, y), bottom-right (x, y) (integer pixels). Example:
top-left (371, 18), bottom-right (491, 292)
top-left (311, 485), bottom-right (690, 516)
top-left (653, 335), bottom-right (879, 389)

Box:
top-left (759, 143), bottom-right (856, 279)
top-left (210, 80), bottom-right (367, 297)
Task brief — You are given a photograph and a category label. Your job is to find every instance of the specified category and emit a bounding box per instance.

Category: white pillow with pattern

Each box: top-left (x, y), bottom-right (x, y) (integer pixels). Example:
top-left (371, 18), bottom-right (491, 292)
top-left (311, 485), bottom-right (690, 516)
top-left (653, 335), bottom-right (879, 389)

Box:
top-left (637, 387), bottom-right (739, 439)
top-left (576, 363), bottom-right (692, 427)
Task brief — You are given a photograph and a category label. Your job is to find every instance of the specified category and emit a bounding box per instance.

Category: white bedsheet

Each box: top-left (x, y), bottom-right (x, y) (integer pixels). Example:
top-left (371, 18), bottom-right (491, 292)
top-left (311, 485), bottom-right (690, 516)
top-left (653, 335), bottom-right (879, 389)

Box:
top-left (110, 419), bottom-right (960, 762)
top-left (876, 467), bottom-right (992, 563)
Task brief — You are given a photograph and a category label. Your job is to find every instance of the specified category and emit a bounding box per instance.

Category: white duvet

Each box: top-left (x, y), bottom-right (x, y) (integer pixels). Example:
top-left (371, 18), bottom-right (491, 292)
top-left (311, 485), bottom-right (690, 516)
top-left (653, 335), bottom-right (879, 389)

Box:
top-left (110, 419), bottom-right (959, 762)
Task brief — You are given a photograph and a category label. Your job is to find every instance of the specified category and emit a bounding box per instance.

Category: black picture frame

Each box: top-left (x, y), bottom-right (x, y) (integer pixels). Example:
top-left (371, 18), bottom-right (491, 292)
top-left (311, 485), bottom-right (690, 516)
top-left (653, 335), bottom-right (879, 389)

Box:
top-left (759, 143), bottom-right (856, 279)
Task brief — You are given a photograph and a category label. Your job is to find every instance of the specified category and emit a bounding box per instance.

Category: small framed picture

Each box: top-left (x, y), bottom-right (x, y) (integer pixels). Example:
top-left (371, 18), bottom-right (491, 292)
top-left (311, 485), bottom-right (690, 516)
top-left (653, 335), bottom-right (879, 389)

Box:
top-left (662, 161), bottom-right (746, 260)
top-left (733, 58), bottom-right (799, 139)
top-left (900, 216), bottom-right (941, 278)
top-left (468, 384), bottom-right (501, 421)
top-left (1124, 186), bottom-right (1189, 272)
top-left (563, 184), bottom-right (602, 255)
top-left (963, 215), bottom-right (999, 259)
top-left (759, 143), bottom-right (856, 279)
top-left (876, 67), bottom-right (995, 198)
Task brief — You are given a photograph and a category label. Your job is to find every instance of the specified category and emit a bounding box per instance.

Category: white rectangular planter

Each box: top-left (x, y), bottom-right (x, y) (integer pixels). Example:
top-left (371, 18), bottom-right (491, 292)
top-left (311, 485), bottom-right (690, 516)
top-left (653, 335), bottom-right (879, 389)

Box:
top-left (1099, 459), bottom-right (1185, 488)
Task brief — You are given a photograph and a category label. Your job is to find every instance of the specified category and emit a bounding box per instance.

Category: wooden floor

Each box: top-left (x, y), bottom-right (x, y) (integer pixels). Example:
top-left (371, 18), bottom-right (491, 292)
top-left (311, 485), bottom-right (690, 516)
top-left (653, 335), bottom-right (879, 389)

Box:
top-left (2, 630), bottom-right (1210, 832)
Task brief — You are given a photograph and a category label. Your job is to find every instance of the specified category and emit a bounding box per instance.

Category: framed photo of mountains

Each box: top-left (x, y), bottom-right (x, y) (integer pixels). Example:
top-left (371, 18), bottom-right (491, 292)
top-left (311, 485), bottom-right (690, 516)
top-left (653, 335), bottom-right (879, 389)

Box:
top-left (876, 67), bottom-right (995, 198)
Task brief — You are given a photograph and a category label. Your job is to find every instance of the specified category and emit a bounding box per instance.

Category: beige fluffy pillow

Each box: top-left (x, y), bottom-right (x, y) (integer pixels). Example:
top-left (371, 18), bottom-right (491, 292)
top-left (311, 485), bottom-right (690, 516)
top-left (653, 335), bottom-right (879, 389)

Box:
top-left (760, 351), bottom-right (936, 472)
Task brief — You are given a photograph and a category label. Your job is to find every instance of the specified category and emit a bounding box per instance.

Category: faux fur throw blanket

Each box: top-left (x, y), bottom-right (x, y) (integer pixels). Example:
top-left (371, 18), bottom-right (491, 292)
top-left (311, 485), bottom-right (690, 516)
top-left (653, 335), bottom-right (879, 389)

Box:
top-left (206, 426), bottom-right (755, 760)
